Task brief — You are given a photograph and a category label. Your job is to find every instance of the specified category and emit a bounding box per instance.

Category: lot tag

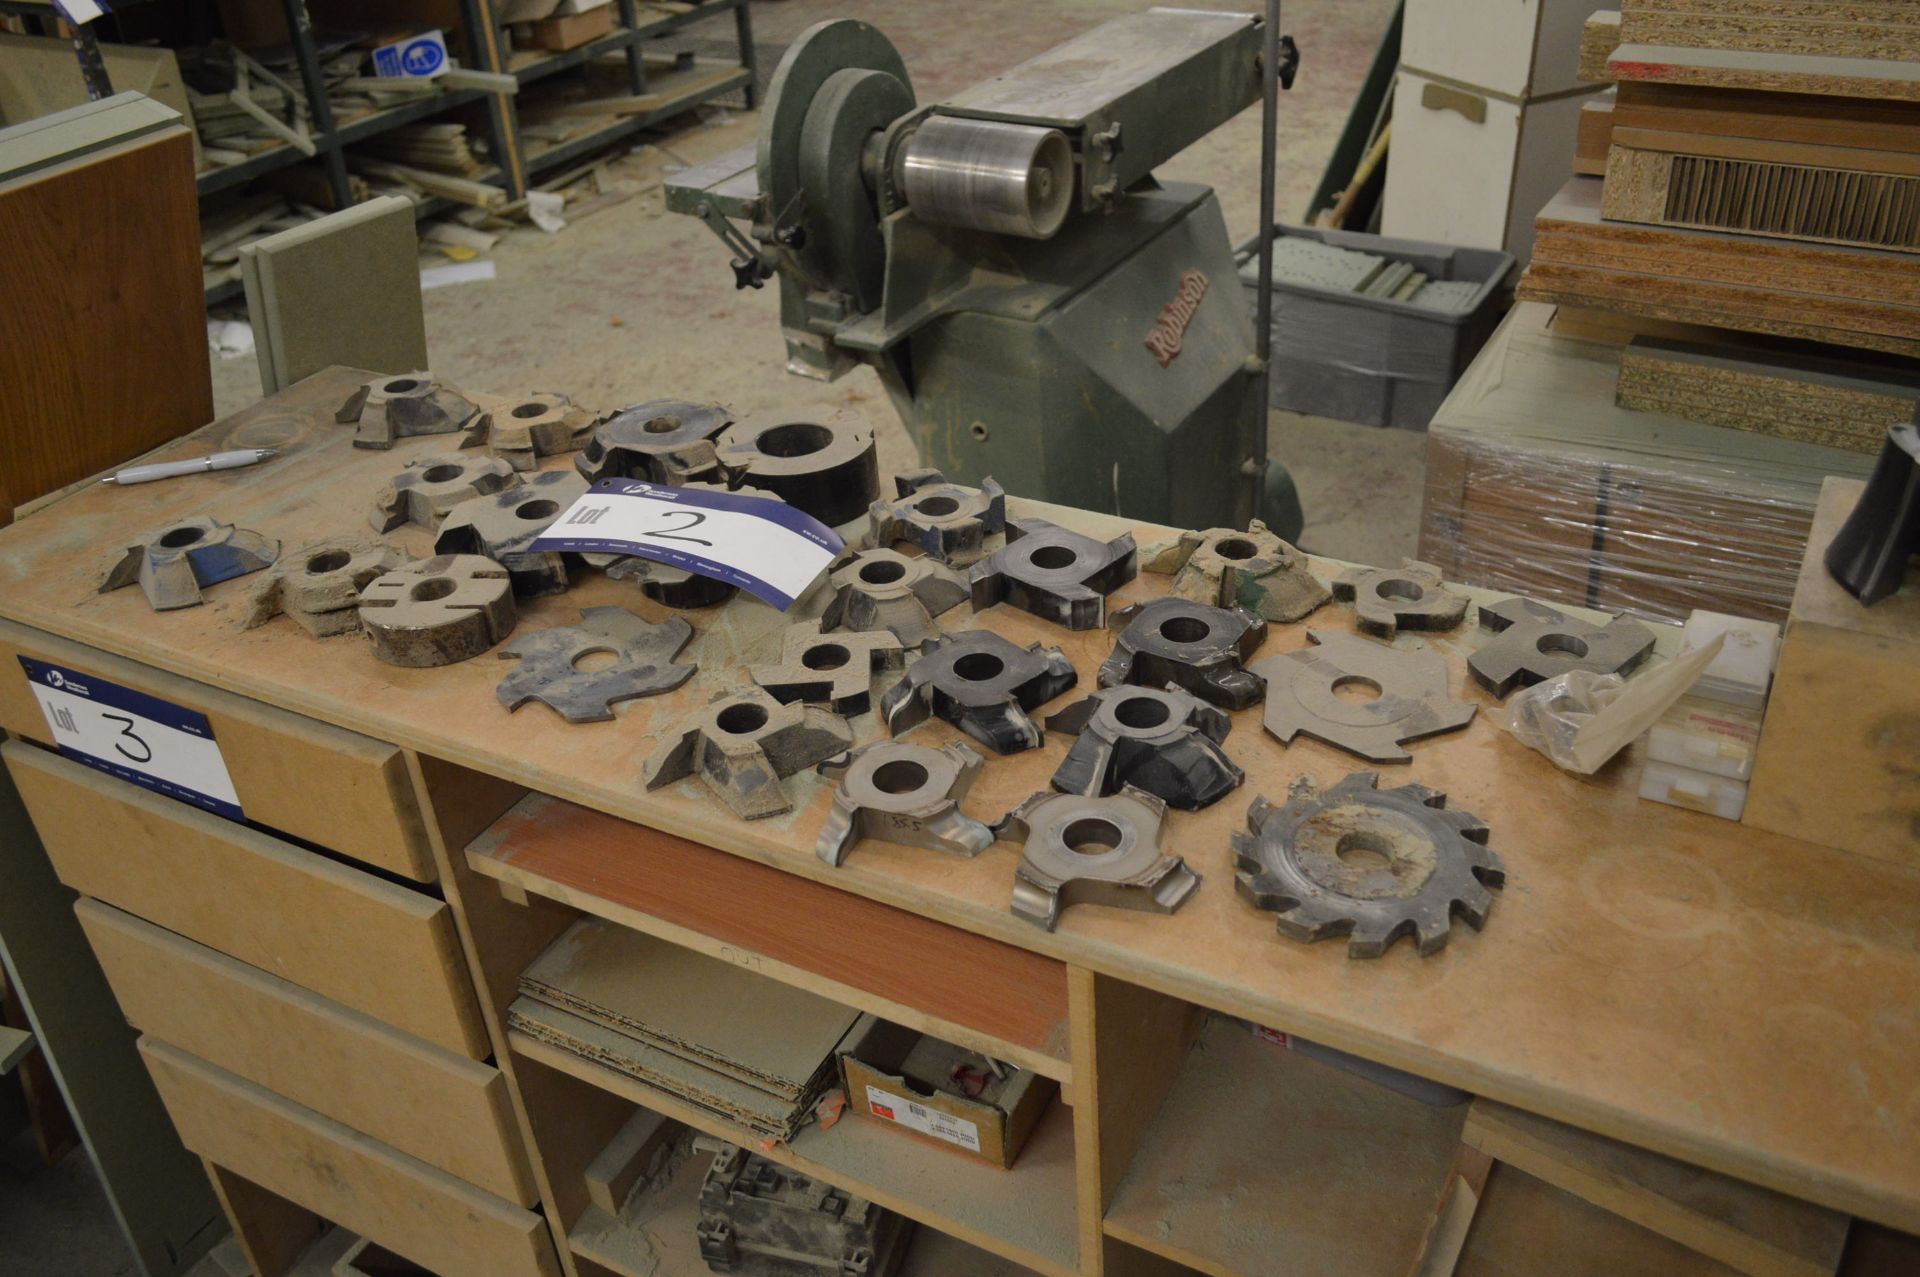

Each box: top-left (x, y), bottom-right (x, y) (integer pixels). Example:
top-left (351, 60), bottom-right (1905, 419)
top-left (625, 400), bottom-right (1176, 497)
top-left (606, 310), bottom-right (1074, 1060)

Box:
top-left (863, 1085), bottom-right (982, 1153)
top-left (531, 479), bottom-right (843, 609)
top-left (18, 658), bottom-right (243, 821)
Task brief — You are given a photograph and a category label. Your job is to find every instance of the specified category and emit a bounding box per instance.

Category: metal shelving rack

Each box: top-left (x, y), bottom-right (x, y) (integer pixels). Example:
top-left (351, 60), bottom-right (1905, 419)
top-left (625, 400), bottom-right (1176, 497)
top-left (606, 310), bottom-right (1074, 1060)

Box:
top-left (4, 0), bottom-right (754, 300)
top-left (482, 0), bottom-right (757, 193)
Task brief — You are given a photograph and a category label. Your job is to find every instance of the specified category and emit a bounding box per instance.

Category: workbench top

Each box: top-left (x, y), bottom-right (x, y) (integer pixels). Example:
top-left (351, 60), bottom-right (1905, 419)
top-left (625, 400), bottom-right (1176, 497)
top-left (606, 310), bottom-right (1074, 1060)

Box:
top-left (1, 367), bottom-right (1915, 1235)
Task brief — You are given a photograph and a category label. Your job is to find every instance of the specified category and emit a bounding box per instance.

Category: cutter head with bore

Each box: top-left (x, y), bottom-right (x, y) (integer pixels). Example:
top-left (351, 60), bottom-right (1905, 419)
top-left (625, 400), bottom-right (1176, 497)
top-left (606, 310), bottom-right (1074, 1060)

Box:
top-left (815, 740), bottom-right (993, 866)
top-left (465, 391), bottom-right (601, 471)
top-left (369, 452), bottom-right (520, 532)
top-left (995, 788), bottom-right (1202, 931)
top-left (359, 554), bottom-right (517, 667)
top-left (751, 620), bottom-right (906, 716)
top-left (244, 539), bottom-right (401, 637)
top-left (1046, 684), bottom-right (1241, 811)
top-left (1099, 597), bottom-right (1267, 710)
top-left (1468, 597), bottom-right (1657, 697)
top-left (1331, 559), bottom-right (1468, 639)
top-left (1142, 520), bottom-right (1329, 623)
top-left (100, 516), bottom-right (281, 611)
top-left (1233, 772), bottom-right (1504, 959)
top-left (644, 688), bottom-right (853, 820)
top-left (867, 469), bottom-right (1007, 565)
top-left (820, 547), bottom-right (969, 648)
top-left (575, 399), bottom-right (734, 484)
top-left (496, 607), bottom-right (696, 723)
top-left (1249, 630), bottom-right (1475, 763)
top-left (714, 409), bottom-right (880, 527)
top-left (337, 373), bottom-right (479, 449)
top-left (969, 517), bottom-right (1138, 630)
top-left (879, 629), bottom-right (1078, 755)
top-left (435, 470), bottom-right (587, 599)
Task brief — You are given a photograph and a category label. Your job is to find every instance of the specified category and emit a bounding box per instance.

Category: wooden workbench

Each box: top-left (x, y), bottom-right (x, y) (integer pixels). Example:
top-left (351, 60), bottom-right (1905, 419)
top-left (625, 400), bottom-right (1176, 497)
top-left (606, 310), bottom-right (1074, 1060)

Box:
top-left (0, 367), bottom-right (1913, 1277)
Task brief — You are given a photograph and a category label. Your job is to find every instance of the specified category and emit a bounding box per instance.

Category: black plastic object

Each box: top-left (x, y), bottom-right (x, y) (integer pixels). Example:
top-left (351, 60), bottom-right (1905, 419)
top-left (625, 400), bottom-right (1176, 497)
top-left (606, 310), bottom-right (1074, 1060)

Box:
top-left (1825, 422), bottom-right (1920, 606)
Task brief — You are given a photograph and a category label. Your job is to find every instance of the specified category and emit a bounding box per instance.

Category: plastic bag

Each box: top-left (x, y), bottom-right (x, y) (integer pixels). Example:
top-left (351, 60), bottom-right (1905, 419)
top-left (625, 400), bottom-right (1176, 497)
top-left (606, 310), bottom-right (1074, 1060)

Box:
top-left (1490, 671), bottom-right (1628, 772)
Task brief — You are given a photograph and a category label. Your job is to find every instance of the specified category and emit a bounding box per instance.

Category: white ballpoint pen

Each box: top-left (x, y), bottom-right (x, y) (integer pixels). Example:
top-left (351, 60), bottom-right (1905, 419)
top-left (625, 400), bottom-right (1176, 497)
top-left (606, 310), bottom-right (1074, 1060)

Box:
top-left (100, 449), bottom-right (277, 485)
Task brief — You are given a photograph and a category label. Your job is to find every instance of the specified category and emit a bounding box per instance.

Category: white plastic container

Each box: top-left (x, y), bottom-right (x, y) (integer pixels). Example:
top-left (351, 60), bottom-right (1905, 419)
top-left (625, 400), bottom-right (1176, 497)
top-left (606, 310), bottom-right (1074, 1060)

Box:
top-left (1639, 760), bottom-right (1748, 821)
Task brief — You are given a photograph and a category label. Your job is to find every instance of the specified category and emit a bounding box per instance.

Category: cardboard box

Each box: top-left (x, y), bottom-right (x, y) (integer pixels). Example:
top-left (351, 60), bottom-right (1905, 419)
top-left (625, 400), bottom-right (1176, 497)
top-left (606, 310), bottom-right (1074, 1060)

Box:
top-left (838, 1017), bottom-right (1055, 1170)
top-left (513, 5), bottom-right (616, 53)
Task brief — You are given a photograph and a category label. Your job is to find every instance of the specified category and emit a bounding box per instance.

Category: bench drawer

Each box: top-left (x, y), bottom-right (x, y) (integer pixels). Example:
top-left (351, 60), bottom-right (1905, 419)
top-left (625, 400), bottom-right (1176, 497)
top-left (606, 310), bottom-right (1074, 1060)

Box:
top-left (0, 620), bottom-right (435, 882)
top-left (141, 1038), bottom-right (559, 1277)
top-left (5, 741), bottom-right (488, 1058)
top-left (79, 900), bottom-right (534, 1205)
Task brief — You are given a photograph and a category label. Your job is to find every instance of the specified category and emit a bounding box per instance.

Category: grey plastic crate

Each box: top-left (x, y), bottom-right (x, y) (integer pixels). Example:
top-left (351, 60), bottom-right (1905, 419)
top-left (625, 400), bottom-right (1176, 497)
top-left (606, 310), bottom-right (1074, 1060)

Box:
top-left (1237, 224), bottom-right (1514, 430)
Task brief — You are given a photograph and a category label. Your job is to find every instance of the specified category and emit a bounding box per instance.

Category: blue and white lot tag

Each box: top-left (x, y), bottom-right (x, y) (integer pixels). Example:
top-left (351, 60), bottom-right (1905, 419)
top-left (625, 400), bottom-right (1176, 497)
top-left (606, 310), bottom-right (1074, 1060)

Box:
top-left (373, 30), bottom-right (450, 79)
top-left (18, 658), bottom-right (244, 822)
top-left (532, 480), bottom-right (844, 610)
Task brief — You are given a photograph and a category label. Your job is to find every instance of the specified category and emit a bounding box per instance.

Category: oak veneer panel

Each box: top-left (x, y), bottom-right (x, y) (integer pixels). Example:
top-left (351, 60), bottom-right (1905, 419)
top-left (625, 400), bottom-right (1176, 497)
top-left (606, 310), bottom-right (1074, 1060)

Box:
top-left (4, 742), bottom-right (488, 1058)
top-left (141, 1040), bottom-right (559, 1277)
top-left (0, 618), bottom-right (436, 882)
top-left (0, 125), bottom-right (210, 524)
top-left (1613, 81), bottom-right (1920, 155)
top-left (472, 795), bottom-right (1072, 1073)
top-left (78, 900), bottom-right (534, 1204)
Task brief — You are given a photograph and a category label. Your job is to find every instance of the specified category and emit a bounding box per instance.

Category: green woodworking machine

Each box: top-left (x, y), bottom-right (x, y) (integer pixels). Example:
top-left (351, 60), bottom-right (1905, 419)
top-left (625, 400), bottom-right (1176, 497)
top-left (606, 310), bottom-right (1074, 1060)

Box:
top-left (667, 7), bottom-right (1300, 535)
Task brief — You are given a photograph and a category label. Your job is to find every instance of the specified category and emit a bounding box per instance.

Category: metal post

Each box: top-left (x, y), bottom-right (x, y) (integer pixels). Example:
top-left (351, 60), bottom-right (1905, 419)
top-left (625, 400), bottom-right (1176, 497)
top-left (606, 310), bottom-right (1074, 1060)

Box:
top-left (276, 0), bottom-right (353, 208)
top-left (617, 0), bottom-right (645, 95)
top-left (1252, 0), bottom-right (1281, 507)
top-left (735, 0), bottom-right (758, 110)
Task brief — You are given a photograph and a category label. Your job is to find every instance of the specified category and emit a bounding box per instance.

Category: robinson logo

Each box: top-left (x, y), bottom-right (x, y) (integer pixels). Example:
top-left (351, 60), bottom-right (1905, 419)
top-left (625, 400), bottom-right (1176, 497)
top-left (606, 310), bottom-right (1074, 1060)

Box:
top-left (1144, 269), bottom-right (1208, 368)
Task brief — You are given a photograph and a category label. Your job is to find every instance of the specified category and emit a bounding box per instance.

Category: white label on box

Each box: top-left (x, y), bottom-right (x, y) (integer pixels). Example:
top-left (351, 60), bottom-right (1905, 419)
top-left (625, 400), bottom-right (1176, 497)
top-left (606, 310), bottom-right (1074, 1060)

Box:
top-left (18, 658), bottom-right (243, 821)
top-left (863, 1085), bottom-right (981, 1153)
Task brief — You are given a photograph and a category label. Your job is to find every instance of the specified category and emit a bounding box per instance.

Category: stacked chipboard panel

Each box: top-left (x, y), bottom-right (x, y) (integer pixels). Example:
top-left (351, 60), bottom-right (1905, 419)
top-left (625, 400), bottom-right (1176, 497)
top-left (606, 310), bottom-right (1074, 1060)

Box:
top-left (510, 919), bottom-right (861, 1141)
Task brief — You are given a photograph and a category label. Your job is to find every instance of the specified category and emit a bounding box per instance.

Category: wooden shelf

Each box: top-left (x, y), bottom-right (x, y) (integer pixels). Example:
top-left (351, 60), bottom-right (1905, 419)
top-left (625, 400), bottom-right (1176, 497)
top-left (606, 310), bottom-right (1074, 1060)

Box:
top-left (1103, 1015), bottom-right (1465, 1277)
top-left (514, 1030), bottom-right (1081, 1277)
top-left (468, 794), bottom-right (1073, 1083)
top-left (569, 1140), bottom-right (1043, 1277)
top-left (518, 59), bottom-right (751, 176)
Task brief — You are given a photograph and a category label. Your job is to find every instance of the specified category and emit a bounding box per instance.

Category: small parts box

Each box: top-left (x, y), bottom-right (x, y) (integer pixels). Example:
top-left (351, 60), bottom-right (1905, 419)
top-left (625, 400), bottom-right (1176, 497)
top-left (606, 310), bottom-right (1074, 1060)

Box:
top-left (838, 1016), bottom-right (1055, 1170)
top-left (696, 1145), bottom-right (912, 1277)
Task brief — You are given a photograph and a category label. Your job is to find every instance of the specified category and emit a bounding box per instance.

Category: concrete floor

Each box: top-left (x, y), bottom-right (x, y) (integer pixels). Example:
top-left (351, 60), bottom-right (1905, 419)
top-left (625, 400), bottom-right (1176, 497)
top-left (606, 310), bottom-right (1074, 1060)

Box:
top-left (11, 3), bottom-right (1412, 1275)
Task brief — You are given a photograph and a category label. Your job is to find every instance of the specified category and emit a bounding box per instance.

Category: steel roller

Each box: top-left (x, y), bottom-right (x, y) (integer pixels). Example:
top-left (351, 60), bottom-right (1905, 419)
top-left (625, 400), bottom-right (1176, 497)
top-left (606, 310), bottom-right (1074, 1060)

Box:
top-left (900, 114), bottom-right (1073, 239)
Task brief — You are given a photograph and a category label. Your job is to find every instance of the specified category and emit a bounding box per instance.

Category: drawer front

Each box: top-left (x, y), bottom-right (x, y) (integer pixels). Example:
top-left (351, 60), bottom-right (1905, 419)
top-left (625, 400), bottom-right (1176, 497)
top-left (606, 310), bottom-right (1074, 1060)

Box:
top-left (80, 900), bottom-right (534, 1205)
top-left (0, 619), bottom-right (436, 882)
top-left (5, 741), bottom-right (488, 1058)
top-left (141, 1039), bottom-right (559, 1277)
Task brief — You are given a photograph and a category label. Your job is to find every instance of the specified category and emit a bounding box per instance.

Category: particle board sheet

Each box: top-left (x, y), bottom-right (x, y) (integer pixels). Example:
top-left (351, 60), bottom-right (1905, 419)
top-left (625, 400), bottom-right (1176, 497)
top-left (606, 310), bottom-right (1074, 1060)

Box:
top-left (505, 998), bottom-right (821, 1141)
top-left (1606, 41), bottom-right (1920, 101)
top-left (1615, 0), bottom-right (1920, 63)
top-left (2, 374), bottom-right (1920, 1236)
top-left (1519, 176), bottom-right (1920, 355)
top-left (1616, 335), bottom-right (1920, 452)
top-left (517, 917), bottom-right (861, 1100)
top-left (243, 196), bottom-right (428, 395)
top-left (1102, 1015), bottom-right (1465, 1277)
